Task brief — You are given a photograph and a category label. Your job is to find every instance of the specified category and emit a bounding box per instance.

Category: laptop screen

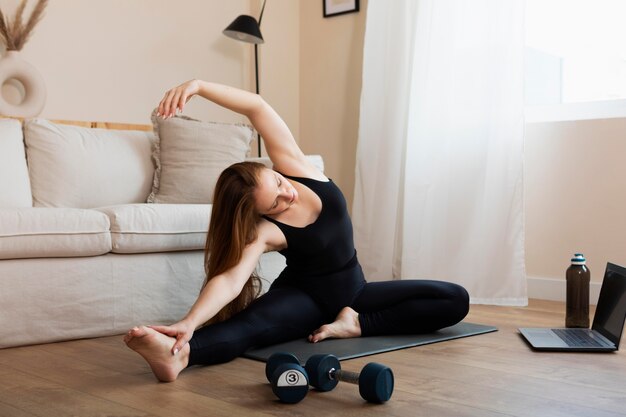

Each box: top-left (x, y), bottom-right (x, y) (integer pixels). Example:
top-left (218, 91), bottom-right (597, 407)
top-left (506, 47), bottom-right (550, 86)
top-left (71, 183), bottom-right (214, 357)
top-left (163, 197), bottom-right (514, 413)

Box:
top-left (592, 263), bottom-right (626, 346)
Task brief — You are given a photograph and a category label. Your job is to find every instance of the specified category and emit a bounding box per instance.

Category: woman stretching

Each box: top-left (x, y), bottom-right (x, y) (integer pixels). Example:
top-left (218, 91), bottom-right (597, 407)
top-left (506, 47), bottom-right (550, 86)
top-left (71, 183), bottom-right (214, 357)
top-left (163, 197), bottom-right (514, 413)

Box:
top-left (125, 79), bottom-right (470, 382)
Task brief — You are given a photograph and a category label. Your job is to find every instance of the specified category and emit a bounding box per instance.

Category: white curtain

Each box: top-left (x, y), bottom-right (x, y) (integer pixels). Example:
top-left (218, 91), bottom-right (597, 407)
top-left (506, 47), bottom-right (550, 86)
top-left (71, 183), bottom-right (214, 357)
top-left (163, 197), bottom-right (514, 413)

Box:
top-left (353, 0), bottom-right (527, 305)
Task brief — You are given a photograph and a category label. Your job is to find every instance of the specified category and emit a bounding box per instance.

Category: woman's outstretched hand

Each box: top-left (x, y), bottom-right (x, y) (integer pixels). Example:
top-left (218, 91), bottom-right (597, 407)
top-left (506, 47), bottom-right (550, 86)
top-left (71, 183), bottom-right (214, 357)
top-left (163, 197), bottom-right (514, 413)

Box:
top-left (149, 320), bottom-right (195, 355)
top-left (157, 79), bottom-right (200, 119)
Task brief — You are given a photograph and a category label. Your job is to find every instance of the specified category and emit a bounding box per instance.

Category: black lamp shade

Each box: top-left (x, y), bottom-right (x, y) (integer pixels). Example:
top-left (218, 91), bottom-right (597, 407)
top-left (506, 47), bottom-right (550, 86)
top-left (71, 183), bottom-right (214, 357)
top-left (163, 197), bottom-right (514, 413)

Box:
top-left (223, 15), bottom-right (264, 44)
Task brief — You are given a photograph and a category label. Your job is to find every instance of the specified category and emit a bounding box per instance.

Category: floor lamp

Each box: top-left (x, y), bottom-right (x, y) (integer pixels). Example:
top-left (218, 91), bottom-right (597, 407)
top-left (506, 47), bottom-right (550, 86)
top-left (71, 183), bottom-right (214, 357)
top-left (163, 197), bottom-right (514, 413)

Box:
top-left (223, 0), bottom-right (266, 157)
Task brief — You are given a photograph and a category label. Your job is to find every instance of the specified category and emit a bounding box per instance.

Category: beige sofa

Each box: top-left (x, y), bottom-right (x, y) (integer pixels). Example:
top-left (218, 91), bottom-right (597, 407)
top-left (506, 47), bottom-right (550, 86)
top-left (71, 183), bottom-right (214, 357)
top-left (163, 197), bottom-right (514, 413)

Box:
top-left (0, 117), bottom-right (322, 349)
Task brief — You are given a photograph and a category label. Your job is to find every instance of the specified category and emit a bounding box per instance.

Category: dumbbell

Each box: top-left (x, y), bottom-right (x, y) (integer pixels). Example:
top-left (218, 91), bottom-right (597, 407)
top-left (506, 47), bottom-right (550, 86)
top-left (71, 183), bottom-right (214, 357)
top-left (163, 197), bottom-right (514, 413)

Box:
top-left (265, 352), bottom-right (309, 404)
top-left (305, 354), bottom-right (394, 403)
top-left (265, 352), bottom-right (394, 404)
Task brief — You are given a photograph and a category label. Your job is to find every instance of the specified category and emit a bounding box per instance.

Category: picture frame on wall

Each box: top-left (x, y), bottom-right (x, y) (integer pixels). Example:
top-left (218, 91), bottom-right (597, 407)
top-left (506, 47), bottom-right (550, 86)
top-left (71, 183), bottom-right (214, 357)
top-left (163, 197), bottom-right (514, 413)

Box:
top-left (323, 0), bottom-right (360, 18)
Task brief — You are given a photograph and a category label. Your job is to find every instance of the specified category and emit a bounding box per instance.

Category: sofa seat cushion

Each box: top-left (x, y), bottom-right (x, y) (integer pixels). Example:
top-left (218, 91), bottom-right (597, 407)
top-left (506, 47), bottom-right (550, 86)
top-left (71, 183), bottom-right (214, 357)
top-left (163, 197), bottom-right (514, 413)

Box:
top-left (95, 204), bottom-right (210, 254)
top-left (0, 208), bottom-right (112, 259)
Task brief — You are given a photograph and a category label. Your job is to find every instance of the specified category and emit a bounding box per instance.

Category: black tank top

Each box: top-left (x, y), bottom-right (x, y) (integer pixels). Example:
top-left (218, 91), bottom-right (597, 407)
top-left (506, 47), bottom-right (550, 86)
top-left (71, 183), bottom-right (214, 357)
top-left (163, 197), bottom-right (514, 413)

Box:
top-left (263, 174), bottom-right (356, 276)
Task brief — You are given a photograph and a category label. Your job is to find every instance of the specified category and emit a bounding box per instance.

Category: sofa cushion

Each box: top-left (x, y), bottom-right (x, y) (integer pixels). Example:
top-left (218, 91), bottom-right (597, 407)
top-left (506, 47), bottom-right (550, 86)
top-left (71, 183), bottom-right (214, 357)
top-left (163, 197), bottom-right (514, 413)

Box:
top-left (24, 119), bottom-right (156, 208)
top-left (0, 208), bottom-right (112, 259)
top-left (95, 204), bottom-right (210, 253)
top-left (0, 119), bottom-right (32, 208)
top-left (147, 111), bottom-right (254, 204)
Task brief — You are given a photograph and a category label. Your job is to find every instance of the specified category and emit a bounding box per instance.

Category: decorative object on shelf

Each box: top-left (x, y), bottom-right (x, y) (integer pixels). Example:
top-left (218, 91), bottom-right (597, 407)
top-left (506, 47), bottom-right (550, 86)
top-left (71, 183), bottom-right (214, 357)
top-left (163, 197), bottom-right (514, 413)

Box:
top-left (323, 0), bottom-right (359, 18)
top-left (0, 0), bottom-right (48, 118)
top-left (223, 0), bottom-right (266, 157)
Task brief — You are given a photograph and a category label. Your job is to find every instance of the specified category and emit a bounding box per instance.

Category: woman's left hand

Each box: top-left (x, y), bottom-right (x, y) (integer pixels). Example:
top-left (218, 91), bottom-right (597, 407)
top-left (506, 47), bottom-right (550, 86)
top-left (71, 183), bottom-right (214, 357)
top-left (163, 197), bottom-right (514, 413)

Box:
top-left (148, 320), bottom-right (195, 355)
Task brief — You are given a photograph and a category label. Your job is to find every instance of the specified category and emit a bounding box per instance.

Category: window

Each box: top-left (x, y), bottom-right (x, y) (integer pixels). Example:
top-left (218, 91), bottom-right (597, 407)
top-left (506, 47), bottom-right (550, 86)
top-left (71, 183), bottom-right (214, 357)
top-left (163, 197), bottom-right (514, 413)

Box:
top-left (525, 0), bottom-right (626, 121)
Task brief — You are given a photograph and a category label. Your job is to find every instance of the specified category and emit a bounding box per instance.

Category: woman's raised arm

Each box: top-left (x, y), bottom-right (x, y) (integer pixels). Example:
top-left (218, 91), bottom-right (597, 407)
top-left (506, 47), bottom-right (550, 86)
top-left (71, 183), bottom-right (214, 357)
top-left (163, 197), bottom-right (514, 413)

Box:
top-left (158, 79), bottom-right (321, 178)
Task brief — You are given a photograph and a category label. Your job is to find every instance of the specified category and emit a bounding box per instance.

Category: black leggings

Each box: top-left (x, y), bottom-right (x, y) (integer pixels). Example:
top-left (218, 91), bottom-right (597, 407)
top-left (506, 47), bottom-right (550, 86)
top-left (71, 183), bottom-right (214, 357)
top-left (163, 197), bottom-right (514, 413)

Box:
top-left (187, 279), bottom-right (470, 366)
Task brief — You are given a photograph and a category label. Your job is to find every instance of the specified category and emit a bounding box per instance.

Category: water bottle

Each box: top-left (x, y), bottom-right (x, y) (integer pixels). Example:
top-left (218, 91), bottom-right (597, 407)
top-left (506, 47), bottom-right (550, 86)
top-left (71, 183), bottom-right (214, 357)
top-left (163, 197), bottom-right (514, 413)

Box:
top-left (565, 253), bottom-right (590, 328)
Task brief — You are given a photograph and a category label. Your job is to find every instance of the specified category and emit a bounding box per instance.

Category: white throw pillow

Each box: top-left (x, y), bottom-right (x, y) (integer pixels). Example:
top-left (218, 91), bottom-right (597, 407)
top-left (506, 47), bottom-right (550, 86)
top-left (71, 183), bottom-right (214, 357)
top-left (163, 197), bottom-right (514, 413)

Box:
top-left (24, 119), bottom-right (156, 208)
top-left (147, 111), bottom-right (254, 204)
top-left (0, 118), bottom-right (32, 208)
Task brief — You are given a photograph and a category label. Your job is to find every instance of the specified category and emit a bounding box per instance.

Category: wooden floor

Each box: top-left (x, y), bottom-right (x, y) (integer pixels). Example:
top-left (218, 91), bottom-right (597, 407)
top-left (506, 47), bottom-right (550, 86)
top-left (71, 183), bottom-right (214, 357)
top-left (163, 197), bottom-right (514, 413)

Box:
top-left (1, 300), bottom-right (625, 417)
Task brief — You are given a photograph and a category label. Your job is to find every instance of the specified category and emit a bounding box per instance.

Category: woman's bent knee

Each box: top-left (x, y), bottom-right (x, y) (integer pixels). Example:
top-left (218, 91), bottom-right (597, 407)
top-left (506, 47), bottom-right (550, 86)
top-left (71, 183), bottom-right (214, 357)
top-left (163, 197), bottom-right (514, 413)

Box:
top-left (448, 282), bottom-right (470, 322)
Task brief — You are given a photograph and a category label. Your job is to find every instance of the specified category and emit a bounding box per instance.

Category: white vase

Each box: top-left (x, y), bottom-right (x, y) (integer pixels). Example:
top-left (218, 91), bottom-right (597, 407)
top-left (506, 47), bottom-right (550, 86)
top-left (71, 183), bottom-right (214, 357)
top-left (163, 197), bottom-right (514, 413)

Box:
top-left (0, 51), bottom-right (46, 118)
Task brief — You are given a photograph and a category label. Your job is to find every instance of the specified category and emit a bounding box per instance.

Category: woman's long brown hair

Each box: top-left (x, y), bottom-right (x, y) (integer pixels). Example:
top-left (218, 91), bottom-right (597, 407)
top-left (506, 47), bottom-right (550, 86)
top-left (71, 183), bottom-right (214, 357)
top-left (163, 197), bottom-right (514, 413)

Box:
top-left (202, 161), bottom-right (265, 325)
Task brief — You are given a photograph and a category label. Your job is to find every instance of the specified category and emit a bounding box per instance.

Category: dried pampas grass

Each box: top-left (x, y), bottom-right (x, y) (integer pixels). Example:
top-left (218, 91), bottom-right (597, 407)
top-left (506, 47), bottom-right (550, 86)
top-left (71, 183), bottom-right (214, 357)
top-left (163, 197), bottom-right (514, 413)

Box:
top-left (0, 0), bottom-right (48, 51)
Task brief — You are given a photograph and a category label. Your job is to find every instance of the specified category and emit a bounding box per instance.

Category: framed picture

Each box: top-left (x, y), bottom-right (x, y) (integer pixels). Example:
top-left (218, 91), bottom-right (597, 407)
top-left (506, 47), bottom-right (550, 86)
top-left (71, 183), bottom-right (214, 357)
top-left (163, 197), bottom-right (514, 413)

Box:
top-left (323, 0), bottom-right (360, 18)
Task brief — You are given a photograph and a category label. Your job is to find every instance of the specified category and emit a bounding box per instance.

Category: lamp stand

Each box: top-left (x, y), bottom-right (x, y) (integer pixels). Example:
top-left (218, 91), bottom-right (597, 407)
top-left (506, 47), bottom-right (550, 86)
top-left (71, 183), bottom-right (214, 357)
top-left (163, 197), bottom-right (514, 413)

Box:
top-left (223, 0), bottom-right (266, 158)
top-left (254, 43), bottom-right (261, 157)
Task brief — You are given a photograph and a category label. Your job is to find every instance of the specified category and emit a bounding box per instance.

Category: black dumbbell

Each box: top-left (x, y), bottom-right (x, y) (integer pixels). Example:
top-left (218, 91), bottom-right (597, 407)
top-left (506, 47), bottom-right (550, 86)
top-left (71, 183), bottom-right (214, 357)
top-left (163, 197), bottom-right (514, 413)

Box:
top-left (305, 354), bottom-right (394, 403)
top-left (266, 352), bottom-right (309, 404)
top-left (265, 352), bottom-right (300, 382)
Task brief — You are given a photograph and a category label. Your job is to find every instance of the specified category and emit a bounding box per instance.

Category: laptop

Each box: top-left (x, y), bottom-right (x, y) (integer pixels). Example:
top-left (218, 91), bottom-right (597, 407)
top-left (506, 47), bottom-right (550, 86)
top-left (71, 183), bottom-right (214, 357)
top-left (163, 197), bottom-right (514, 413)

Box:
top-left (519, 262), bottom-right (626, 352)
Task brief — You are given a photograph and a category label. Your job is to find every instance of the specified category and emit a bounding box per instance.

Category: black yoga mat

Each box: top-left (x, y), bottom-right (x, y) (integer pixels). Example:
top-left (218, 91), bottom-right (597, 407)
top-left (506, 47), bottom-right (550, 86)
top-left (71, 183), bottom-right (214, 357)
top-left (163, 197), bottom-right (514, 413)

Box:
top-left (243, 322), bottom-right (497, 364)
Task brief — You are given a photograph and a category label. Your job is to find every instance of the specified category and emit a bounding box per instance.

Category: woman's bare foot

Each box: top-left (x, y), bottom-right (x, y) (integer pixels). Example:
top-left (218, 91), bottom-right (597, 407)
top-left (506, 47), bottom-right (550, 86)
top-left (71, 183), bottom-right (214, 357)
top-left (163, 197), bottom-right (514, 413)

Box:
top-left (308, 307), bottom-right (362, 343)
top-left (124, 326), bottom-right (190, 382)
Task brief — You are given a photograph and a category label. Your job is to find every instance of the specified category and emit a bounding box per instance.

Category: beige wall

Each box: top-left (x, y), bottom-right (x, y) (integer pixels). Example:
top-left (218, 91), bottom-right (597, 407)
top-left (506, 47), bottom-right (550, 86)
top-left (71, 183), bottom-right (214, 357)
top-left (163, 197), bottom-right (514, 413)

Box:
top-left (257, 0), bottom-right (300, 153)
top-left (299, 0), bottom-right (367, 209)
top-left (1, 0), bottom-right (299, 153)
top-left (525, 118), bottom-right (626, 283)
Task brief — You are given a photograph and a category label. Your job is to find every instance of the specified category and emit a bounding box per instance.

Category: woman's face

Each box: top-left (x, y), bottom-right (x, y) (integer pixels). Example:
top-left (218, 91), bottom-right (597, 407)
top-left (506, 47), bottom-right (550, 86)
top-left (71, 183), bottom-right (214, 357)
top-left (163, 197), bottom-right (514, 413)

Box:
top-left (254, 168), bottom-right (299, 216)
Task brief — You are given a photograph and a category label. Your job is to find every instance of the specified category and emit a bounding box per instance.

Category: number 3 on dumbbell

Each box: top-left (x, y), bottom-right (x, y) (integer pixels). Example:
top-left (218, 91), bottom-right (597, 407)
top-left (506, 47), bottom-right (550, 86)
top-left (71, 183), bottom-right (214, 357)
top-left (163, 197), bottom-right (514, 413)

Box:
top-left (266, 353), bottom-right (309, 404)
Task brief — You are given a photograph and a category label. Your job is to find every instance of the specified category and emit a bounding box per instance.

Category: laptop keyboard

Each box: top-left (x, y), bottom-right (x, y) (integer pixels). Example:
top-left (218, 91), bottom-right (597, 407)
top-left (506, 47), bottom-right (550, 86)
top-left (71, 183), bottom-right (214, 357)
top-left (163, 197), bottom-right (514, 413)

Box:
top-left (552, 329), bottom-right (606, 347)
